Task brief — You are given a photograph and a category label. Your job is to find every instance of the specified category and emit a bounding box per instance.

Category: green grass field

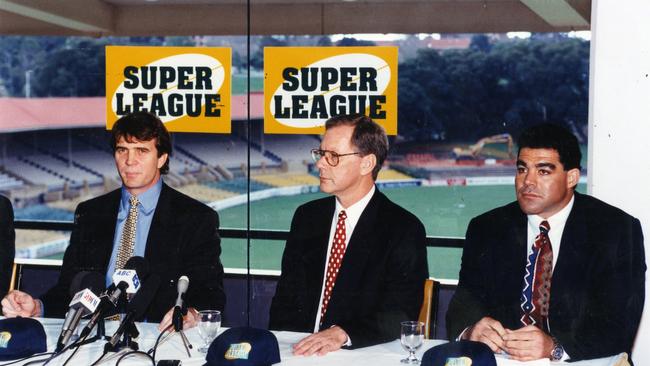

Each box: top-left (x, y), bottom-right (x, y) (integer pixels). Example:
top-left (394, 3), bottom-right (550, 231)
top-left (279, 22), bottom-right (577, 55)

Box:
top-left (218, 183), bottom-right (586, 279)
top-left (41, 183), bottom-right (585, 279)
top-left (218, 185), bottom-right (517, 279)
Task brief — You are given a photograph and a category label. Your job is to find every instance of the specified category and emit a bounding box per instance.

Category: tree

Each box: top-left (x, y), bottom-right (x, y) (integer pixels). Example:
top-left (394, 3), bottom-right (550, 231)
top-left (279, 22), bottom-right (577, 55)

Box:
top-left (32, 39), bottom-right (106, 97)
top-left (397, 37), bottom-right (589, 142)
top-left (335, 37), bottom-right (376, 47)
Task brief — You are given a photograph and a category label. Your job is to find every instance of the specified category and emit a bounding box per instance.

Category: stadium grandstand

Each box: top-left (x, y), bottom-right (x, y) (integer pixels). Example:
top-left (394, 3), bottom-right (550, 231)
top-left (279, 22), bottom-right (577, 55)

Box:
top-left (0, 94), bottom-right (530, 261)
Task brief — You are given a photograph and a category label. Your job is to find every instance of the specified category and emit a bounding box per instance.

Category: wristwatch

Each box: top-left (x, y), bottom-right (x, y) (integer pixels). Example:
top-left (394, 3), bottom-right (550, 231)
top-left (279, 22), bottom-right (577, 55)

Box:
top-left (550, 337), bottom-right (564, 361)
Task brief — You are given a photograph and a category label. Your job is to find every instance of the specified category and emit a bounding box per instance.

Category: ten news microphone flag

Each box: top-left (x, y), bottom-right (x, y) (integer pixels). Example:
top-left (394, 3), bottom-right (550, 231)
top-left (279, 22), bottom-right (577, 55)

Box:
top-left (55, 272), bottom-right (104, 352)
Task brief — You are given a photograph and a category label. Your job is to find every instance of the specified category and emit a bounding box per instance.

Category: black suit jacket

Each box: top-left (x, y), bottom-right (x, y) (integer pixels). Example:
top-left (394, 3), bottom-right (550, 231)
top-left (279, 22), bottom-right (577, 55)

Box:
top-left (269, 189), bottom-right (429, 349)
top-left (447, 192), bottom-right (646, 361)
top-left (0, 195), bottom-right (15, 300)
top-left (41, 183), bottom-right (225, 321)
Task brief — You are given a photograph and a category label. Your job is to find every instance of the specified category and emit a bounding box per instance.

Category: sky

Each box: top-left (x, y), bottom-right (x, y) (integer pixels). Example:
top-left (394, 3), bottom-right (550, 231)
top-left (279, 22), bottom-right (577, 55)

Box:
top-left (330, 31), bottom-right (591, 42)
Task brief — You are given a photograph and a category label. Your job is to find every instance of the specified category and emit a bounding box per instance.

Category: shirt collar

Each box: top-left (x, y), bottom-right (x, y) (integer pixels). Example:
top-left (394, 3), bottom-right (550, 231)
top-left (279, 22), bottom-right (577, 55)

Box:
top-left (119, 178), bottom-right (163, 216)
top-left (335, 185), bottom-right (376, 230)
top-left (527, 194), bottom-right (575, 232)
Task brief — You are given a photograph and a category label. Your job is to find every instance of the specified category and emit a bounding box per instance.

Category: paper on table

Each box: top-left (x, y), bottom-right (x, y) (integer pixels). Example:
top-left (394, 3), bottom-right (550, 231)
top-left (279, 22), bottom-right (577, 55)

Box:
top-left (496, 354), bottom-right (550, 366)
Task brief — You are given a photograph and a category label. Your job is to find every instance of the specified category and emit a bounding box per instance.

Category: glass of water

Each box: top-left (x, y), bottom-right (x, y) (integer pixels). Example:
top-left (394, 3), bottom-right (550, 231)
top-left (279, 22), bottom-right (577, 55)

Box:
top-left (197, 310), bottom-right (221, 353)
top-left (400, 321), bottom-right (424, 364)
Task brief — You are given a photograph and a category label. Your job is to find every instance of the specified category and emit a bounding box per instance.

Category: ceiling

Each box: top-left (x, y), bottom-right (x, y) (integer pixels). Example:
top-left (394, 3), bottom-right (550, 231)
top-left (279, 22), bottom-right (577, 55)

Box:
top-left (0, 0), bottom-right (590, 37)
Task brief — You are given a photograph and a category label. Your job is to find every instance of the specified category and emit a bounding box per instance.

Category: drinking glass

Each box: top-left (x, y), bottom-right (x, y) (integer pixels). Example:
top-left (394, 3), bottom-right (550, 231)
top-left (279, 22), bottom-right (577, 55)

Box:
top-left (400, 321), bottom-right (424, 364)
top-left (197, 310), bottom-right (221, 353)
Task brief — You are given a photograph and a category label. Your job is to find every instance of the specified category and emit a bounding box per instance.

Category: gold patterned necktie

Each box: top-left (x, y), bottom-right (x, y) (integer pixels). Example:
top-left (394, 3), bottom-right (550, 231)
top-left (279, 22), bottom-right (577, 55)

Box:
top-left (115, 195), bottom-right (139, 270)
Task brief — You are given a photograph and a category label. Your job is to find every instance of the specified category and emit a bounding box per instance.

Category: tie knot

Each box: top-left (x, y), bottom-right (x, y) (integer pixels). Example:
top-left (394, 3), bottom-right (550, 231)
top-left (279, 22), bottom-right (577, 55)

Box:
top-left (338, 210), bottom-right (347, 220)
top-left (129, 196), bottom-right (139, 207)
top-left (539, 220), bottom-right (550, 234)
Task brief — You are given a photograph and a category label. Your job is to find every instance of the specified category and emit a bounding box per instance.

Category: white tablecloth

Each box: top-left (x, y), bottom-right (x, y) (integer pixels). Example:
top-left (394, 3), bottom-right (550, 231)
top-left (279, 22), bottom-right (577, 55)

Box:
top-left (7, 318), bottom-right (627, 366)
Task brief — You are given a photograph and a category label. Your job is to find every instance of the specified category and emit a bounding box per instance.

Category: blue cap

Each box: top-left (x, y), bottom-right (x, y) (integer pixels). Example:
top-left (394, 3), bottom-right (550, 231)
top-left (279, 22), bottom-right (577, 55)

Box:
top-left (421, 341), bottom-right (496, 366)
top-left (0, 317), bottom-right (47, 361)
top-left (204, 327), bottom-right (280, 366)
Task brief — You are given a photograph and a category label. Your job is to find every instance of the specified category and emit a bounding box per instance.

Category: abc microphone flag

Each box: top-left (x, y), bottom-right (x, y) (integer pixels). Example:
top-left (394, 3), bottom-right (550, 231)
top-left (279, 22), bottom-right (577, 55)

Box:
top-left (112, 269), bottom-right (141, 294)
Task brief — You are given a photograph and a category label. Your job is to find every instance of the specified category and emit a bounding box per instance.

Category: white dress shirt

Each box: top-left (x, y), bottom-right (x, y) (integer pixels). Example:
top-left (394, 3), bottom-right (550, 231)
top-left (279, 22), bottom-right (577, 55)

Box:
top-left (526, 194), bottom-right (574, 273)
top-left (525, 194), bottom-right (574, 360)
top-left (313, 185), bottom-right (376, 333)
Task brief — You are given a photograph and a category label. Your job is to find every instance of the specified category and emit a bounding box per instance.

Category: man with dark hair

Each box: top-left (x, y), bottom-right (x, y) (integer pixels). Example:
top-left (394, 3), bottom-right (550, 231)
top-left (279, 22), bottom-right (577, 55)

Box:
top-left (447, 123), bottom-right (646, 362)
top-left (2, 112), bottom-right (225, 328)
top-left (0, 195), bottom-right (15, 300)
top-left (269, 114), bottom-right (428, 355)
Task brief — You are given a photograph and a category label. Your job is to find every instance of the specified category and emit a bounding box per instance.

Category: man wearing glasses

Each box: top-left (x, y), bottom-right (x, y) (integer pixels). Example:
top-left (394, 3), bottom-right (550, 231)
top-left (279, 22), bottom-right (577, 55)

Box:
top-left (269, 114), bottom-right (429, 355)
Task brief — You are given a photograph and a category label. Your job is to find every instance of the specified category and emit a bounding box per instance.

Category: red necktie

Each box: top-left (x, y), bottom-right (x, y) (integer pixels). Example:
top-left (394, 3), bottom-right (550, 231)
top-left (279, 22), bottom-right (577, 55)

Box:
top-left (521, 220), bottom-right (553, 330)
top-left (320, 210), bottom-right (347, 324)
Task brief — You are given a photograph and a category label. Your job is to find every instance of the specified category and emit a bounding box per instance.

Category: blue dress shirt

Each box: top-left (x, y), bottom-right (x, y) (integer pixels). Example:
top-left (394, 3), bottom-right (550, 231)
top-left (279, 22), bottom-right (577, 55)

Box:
top-left (105, 179), bottom-right (162, 287)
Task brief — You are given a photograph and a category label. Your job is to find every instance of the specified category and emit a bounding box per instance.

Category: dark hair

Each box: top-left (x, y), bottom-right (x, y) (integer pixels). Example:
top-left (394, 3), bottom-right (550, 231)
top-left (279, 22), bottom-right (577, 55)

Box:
top-left (325, 114), bottom-right (388, 180)
top-left (517, 123), bottom-right (581, 171)
top-left (110, 112), bottom-right (172, 174)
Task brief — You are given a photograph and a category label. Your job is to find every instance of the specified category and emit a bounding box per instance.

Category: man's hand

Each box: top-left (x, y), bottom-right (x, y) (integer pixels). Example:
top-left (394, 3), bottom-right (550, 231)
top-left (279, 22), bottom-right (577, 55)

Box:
top-left (464, 317), bottom-right (507, 353)
top-left (292, 326), bottom-right (349, 356)
top-left (158, 307), bottom-right (199, 332)
top-left (1, 290), bottom-right (41, 318)
top-left (502, 325), bottom-right (554, 361)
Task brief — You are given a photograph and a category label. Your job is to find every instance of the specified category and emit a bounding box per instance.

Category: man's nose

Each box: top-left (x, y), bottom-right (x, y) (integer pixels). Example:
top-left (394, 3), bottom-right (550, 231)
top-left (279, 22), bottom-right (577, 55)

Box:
top-left (523, 171), bottom-right (536, 187)
top-left (125, 151), bottom-right (137, 165)
top-left (316, 155), bottom-right (327, 169)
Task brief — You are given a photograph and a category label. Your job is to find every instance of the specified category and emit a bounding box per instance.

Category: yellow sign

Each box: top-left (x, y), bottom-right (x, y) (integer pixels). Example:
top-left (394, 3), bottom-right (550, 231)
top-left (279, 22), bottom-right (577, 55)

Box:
top-left (106, 46), bottom-right (231, 133)
top-left (264, 47), bottom-right (398, 135)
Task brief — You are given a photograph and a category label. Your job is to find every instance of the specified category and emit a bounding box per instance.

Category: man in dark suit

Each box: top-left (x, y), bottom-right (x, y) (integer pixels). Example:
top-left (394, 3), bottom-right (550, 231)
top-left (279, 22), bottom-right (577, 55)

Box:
top-left (0, 195), bottom-right (15, 300)
top-left (1, 112), bottom-right (225, 328)
top-left (447, 124), bottom-right (646, 362)
top-left (269, 114), bottom-right (429, 355)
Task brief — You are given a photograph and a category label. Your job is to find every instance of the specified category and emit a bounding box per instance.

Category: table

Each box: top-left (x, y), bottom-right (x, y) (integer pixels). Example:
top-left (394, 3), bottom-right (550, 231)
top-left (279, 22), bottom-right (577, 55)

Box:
top-left (9, 318), bottom-right (628, 366)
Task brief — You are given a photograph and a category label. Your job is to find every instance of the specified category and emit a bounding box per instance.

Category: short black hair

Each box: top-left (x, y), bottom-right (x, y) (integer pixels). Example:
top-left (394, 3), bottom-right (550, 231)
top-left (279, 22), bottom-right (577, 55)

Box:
top-left (325, 114), bottom-right (388, 180)
top-left (517, 123), bottom-right (581, 171)
top-left (110, 112), bottom-right (172, 174)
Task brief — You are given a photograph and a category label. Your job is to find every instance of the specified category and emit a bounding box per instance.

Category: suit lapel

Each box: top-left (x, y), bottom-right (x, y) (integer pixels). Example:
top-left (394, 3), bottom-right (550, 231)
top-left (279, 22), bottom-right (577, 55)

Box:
top-left (495, 205), bottom-right (528, 324)
top-left (302, 197), bottom-right (336, 300)
top-left (144, 183), bottom-right (174, 263)
top-left (325, 191), bottom-right (380, 318)
top-left (93, 190), bottom-right (121, 271)
top-left (551, 193), bottom-right (588, 310)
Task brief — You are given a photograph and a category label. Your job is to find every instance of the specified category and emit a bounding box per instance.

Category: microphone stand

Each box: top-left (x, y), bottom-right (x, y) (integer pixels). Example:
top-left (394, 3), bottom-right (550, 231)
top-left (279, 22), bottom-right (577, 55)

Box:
top-left (171, 304), bottom-right (193, 358)
top-left (74, 317), bottom-right (109, 347)
top-left (105, 317), bottom-right (140, 353)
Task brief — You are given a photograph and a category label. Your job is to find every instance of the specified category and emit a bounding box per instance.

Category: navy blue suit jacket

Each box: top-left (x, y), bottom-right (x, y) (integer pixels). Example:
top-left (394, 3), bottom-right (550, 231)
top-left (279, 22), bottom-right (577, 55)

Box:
top-left (269, 189), bottom-right (429, 348)
top-left (41, 183), bottom-right (225, 321)
top-left (0, 195), bottom-right (15, 300)
top-left (447, 192), bottom-right (646, 361)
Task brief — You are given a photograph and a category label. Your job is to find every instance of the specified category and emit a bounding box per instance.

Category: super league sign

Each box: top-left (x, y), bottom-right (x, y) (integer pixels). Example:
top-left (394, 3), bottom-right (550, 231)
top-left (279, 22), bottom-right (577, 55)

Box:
top-left (106, 46), bottom-right (231, 133)
top-left (264, 47), bottom-right (398, 135)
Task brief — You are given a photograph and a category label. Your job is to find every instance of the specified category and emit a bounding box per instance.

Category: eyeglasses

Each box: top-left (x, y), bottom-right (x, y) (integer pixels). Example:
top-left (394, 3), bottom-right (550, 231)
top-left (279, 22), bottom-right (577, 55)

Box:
top-left (311, 149), bottom-right (361, 167)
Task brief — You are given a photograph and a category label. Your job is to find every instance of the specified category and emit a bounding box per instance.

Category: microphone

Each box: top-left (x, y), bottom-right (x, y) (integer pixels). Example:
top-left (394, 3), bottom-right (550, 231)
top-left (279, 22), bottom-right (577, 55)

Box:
top-left (56, 272), bottom-right (104, 352)
top-left (172, 276), bottom-right (190, 331)
top-left (109, 273), bottom-right (161, 347)
top-left (112, 269), bottom-right (141, 295)
top-left (79, 256), bottom-right (149, 339)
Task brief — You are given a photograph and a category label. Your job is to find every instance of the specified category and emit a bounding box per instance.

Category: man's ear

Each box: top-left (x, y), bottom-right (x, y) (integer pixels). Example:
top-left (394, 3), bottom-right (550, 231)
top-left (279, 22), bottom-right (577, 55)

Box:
top-left (361, 154), bottom-right (376, 176)
top-left (567, 168), bottom-right (580, 188)
top-left (157, 153), bottom-right (169, 169)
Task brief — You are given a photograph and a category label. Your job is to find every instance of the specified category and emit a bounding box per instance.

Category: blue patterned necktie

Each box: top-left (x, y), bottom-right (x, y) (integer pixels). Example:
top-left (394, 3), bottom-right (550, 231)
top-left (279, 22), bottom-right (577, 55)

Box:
top-left (520, 220), bottom-right (553, 331)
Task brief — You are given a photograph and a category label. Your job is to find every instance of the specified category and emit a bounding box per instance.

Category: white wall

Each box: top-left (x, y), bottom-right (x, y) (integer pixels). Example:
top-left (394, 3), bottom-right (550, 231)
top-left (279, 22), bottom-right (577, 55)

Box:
top-left (588, 0), bottom-right (650, 363)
